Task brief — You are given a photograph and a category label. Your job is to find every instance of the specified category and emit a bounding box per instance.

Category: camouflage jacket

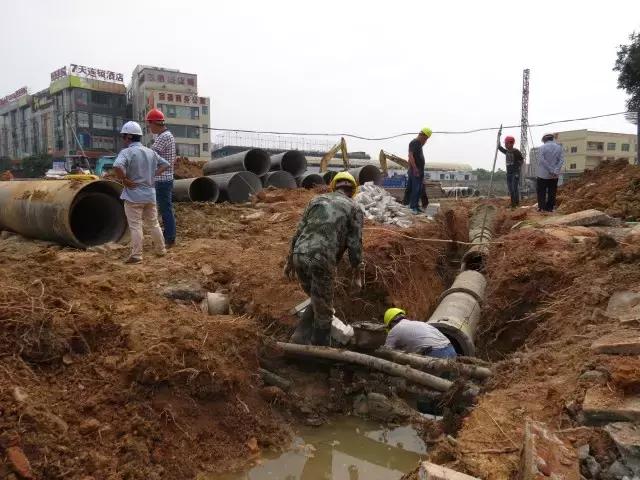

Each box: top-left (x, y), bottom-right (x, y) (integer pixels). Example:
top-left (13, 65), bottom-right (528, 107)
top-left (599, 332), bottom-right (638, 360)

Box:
top-left (289, 192), bottom-right (363, 267)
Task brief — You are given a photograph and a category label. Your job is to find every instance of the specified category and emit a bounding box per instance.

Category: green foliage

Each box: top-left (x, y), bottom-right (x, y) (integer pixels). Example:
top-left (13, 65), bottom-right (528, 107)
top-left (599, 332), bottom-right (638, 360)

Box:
top-left (472, 168), bottom-right (506, 181)
top-left (614, 31), bottom-right (640, 112)
top-left (0, 156), bottom-right (11, 172)
top-left (21, 154), bottom-right (52, 178)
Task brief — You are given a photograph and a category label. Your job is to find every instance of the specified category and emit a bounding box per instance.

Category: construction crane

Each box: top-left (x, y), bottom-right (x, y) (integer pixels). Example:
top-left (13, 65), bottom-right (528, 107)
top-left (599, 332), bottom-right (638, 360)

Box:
top-left (319, 137), bottom-right (349, 173)
top-left (520, 69), bottom-right (530, 166)
top-left (378, 150), bottom-right (409, 175)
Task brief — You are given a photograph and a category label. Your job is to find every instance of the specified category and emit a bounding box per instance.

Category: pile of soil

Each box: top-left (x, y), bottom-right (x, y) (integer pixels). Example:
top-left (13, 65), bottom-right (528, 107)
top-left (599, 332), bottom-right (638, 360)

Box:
top-left (174, 157), bottom-right (205, 179)
top-left (557, 159), bottom-right (640, 219)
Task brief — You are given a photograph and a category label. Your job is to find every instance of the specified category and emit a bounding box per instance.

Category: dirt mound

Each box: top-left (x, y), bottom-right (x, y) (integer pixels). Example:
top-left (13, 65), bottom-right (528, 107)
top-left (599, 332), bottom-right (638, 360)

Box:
top-left (557, 159), bottom-right (640, 220)
top-left (476, 228), bottom-right (577, 358)
top-left (174, 156), bottom-right (204, 179)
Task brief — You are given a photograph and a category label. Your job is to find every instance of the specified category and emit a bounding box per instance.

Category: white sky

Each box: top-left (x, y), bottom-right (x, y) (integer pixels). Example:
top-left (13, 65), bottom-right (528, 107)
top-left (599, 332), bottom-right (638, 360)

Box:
top-left (1, 0), bottom-right (639, 168)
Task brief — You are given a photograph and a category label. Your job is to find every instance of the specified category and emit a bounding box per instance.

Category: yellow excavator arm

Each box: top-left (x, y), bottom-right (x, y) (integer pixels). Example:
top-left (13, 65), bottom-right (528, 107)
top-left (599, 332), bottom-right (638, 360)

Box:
top-left (320, 137), bottom-right (349, 173)
top-left (378, 150), bottom-right (409, 175)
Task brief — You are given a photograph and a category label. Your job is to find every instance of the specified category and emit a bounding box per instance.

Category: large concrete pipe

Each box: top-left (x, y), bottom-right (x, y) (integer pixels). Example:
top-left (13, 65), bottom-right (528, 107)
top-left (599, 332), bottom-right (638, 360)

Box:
top-left (203, 149), bottom-right (270, 177)
top-left (0, 179), bottom-right (126, 249)
top-left (296, 172), bottom-right (325, 189)
top-left (323, 171), bottom-right (338, 185)
top-left (207, 171), bottom-right (263, 203)
top-left (349, 165), bottom-right (382, 185)
top-left (262, 171), bottom-right (297, 189)
top-left (438, 270), bottom-right (486, 303)
top-left (172, 177), bottom-right (219, 202)
top-left (270, 151), bottom-right (307, 178)
top-left (461, 204), bottom-right (497, 272)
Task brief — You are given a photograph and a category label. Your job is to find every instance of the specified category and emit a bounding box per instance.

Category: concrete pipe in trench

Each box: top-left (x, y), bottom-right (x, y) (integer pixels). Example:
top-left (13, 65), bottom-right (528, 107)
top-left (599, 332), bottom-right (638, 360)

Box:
top-left (172, 177), bottom-right (219, 202)
top-left (207, 171), bottom-right (263, 203)
top-left (203, 149), bottom-right (270, 177)
top-left (262, 171), bottom-right (297, 189)
top-left (461, 204), bottom-right (497, 272)
top-left (0, 179), bottom-right (127, 249)
top-left (296, 172), bottom-right (325, 189)
top-left (349, 165), bottom-right (382, 185)
top-left (270, 151), bottom-right (307, 178)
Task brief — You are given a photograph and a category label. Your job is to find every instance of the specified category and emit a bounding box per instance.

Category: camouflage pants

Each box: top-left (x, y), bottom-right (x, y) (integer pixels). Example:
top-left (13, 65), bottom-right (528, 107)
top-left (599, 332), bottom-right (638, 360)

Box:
top-left (292, 254), bottom-right (334, 330)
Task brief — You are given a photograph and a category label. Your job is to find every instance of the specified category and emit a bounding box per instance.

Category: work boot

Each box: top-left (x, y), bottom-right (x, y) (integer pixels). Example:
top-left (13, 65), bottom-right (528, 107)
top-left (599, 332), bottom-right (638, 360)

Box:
top-left (290, 307), bottom-right (313, 344)
top-left (310, 327), bottom-right (331, 347)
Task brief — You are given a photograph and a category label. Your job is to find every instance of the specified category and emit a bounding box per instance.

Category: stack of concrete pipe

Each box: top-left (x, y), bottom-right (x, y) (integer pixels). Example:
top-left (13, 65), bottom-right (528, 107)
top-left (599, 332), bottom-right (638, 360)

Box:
top-left (320, 165), bottom-right (383, 188)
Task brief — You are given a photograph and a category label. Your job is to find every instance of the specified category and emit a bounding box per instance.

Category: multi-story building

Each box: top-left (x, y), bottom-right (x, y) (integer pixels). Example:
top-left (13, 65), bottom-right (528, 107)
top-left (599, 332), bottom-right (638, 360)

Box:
top-left (128, 65), bottom-right (210, 161)
top-left (0, 64), bottom-right (128, 161)
top-left (528, 130), bottom-right (638, 178)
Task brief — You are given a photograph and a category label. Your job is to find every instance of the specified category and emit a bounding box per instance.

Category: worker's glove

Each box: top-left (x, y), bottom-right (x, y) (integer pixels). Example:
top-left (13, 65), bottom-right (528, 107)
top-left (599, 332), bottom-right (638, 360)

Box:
top-left (352, 262), bottom-right (365, 289)
top-left (283, 257), bottom-right (296, 281)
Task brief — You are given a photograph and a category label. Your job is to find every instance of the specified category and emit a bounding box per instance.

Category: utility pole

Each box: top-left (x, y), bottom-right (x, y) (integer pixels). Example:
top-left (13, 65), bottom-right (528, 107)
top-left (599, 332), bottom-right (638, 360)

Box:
top-left (520, 68), bottom-right (530, 178)
top-left (625, 111), bottom-right (639, 165)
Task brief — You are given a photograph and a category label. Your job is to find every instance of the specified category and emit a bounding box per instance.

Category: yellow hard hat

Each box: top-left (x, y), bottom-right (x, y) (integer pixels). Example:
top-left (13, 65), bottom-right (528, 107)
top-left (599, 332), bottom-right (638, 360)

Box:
top-left (420, 127), bottom-right (432, 138)
top-left (329, 171), bottom-right (358, 198)
top-left (383, 307), bottom-right (406, 327)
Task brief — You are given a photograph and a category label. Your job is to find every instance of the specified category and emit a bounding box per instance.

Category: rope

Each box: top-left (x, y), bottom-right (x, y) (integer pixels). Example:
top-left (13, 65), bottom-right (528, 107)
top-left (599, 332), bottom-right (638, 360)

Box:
top-left (363, 227), bottom-right (504, 246)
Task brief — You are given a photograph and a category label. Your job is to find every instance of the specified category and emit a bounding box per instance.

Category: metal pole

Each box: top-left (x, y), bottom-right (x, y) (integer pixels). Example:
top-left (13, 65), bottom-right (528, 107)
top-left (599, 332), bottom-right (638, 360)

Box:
top-left (479, 125), bottom-right (503, 243)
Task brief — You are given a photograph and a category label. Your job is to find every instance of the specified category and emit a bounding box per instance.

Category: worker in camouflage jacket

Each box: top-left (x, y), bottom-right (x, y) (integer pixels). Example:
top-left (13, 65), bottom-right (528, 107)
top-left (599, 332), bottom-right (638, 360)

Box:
top-left (284, 171), bottom-right (364, 346)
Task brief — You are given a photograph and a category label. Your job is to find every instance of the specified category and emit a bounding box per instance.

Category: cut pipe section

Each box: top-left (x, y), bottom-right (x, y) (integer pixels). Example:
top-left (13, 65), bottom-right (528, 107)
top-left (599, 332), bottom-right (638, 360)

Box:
top-left (349, 165), bottom-right (382, 185)
top-left (203, 149), bottom-right (270, 177)
top-left (172, 177), bottom-right (219, 202)
top-left (323, 171), bottom-right (338, 185)
top-left (427, 270), bottom-right (486, 357)
top-left (270, 151), bottom-right (307, 178)
top-left (0, 179), bottom-right (126, 248)
top-left (262, 171), bottom-right (297, 189)
top-left (296, 173), bottom-right (325, 189)
top-left (207, 171), bottom-right (263, 203)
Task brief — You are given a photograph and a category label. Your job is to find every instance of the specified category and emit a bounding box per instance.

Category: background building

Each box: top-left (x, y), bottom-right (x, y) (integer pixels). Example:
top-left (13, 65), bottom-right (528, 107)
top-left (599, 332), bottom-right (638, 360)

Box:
top-left (528, 130), bottom-right (639, 178)
top-left (128, 65), bottom-right (210, 161)
top-left (0, 65), bottom-right (127, 161)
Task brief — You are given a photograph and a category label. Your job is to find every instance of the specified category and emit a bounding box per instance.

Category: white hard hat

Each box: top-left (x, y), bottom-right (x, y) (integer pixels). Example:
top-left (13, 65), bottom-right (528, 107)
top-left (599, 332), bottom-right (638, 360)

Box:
top-left (120, 121), bottom-right (143, 136)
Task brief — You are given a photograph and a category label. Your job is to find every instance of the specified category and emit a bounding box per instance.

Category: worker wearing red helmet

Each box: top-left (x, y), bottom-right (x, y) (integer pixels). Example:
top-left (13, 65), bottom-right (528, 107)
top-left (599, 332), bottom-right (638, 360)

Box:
top-left (498, 134), bottom-right (524, 208)
top-left (146, 108), bottom-right (177, 247)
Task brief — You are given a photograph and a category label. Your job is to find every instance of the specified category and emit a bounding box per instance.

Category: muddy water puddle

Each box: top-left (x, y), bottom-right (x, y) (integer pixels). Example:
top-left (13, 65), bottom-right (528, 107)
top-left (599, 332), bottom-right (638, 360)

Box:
top-left (207, 415), bottom-right (426, 480)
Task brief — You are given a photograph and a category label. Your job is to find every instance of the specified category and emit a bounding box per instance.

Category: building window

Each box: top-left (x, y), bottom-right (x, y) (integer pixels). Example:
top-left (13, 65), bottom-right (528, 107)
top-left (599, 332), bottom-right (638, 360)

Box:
top-left (587, 141), bottom-right (604, 151)
top-left (147, 73), bottom-right (154, 81)
top-left (202, 124), bottom-right (208, 131)
top-left (187, 78), bottom-right (195, 86)
top-left (91, 91), bottom-right (111, 106)
top-left (439, 173), bottom-right (445, 180)
top-left (167, 124), bottom-right (200, 139)
top-left (202, 106), bottom-right (209, 115)
top-left (75, 90), bottom-right (89, 108)
top-left (607, 142), bottom-right (616, 151)
top-left (77, 112), bottom-right (90, 128)
top-left (166, 94), bottom-right (173, 102)
top-left (569, 163), bottom-right (577, 169)
top-left (570, 146), bottom-right (577, 153)
top-left (200, 97), bottom-right (206, 105)
top-left (92, 114), bottom-right (113, 130)
top-left (203, 143), bottom-right (209, 152)
top-left (93, 135), bottom-right (115, 150)
top-left (159, 93), bottom-right (165, 101)
top-left (464, 174), bottom-right (469, 180)
top-left (176, 143), bottom-right (200, 156)
top-left (622, 143), bottom-right (630, 152)
top-left (157, 74), bottom-right (165, 82)
top-left (176, 95), bottom-right (182, 102)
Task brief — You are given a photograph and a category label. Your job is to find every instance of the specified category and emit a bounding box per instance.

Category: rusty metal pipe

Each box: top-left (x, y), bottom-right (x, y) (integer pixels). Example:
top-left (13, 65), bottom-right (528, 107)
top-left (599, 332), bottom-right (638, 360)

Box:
top-left (0, 179), bottom-right (126, 248)
top-left (270, 151), bottom-right (307, 178)
top-left (203, 149), bottom-right (270, 177)
top-left (172, 177), bottom-right (219, 202)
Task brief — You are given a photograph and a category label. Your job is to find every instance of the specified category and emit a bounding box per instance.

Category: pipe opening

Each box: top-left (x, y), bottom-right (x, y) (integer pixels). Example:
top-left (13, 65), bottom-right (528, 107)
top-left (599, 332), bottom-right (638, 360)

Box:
top-left (70, 192), bottom-right (127, 247)
top-left (189, 177), bottom-right (219, 202)
top-left (298, 173), bottom-right (325, 189)
top-left (280, 151), bottom-right (307, 177)
top-left (351, 165), bottom-right (382, 185)
top-left (461, 252), bottom-right (486, 272)
top-left (263, 171), bottom-right (297, 189)
top-left (323, 171), bottom-right (338, 185)
top-left (223, 172), bottom-right (263, 203)
top-left (244, 149), bottom-right (271, 176)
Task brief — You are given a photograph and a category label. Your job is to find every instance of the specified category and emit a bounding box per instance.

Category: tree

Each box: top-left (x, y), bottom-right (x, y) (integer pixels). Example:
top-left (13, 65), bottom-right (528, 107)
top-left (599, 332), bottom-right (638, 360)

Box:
top-left (614, 31), bottom-right (640, 112)
top-left (21, 154), bottom-right (52, 178)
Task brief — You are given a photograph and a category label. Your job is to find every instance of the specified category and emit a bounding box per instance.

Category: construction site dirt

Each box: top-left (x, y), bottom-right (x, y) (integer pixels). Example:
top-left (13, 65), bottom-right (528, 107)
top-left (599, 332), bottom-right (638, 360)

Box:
top-left (1, 163), bottom-right (640, 479)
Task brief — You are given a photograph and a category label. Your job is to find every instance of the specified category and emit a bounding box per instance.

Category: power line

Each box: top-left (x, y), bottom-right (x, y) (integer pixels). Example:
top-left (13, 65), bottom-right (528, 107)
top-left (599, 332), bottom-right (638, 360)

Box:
top-left (207, 111), bottom-right (634, 140)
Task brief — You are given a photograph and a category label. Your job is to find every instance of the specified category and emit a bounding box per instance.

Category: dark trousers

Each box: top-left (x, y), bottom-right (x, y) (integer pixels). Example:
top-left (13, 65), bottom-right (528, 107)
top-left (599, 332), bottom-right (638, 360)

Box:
top-left (536, 177), bottom-right (558, 212)
top-left (402, 183), bottom-right (429, 208)
top-left (155, 180), bottom-right (176, 244)
top-left (506, 171), bottom-right (520, 207)
top-left (408, 173), bottom-right (425, 210)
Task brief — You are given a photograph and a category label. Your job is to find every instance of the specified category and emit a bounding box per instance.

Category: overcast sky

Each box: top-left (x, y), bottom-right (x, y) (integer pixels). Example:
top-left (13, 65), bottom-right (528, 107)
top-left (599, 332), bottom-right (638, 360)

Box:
top-left (1, 0), bottom-right (639, 169)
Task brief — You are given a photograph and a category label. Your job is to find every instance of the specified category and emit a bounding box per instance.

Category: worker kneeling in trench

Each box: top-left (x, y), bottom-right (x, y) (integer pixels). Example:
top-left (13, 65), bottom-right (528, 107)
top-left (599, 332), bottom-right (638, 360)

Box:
top-left (383, 308), bottom-right (457, 359)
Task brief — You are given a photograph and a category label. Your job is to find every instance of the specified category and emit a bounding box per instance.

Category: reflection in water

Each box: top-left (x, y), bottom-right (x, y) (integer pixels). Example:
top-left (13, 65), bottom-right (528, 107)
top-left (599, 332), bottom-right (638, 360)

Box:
top-left (207, 416), bottom-right (426, 480)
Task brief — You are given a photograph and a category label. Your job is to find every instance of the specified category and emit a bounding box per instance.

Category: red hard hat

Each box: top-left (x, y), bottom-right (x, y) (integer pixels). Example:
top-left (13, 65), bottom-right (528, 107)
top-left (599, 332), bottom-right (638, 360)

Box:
top-left (146, 108), bottom-right (165, 123)
top-left (504, 136), bottom-right (515, 144)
